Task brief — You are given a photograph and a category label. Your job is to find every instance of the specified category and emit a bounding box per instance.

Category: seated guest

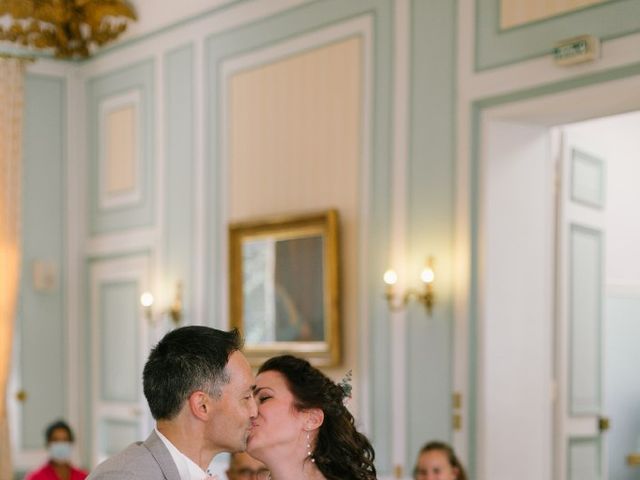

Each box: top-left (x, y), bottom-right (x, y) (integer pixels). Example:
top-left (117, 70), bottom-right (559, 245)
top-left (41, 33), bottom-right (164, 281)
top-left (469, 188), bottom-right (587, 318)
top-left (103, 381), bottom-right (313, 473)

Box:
top-left (413, 441), bottom-right (467, 480)
top-left (26, 419), bottom-right (88, 480)
top-left (226, 452), bottom-right (270, 480)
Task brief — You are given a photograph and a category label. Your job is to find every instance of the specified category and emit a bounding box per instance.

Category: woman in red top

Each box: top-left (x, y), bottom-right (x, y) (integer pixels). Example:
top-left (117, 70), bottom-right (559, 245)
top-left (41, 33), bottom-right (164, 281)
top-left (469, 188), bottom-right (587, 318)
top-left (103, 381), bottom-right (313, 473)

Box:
top-left (25, 420), bottom-right (88, 480)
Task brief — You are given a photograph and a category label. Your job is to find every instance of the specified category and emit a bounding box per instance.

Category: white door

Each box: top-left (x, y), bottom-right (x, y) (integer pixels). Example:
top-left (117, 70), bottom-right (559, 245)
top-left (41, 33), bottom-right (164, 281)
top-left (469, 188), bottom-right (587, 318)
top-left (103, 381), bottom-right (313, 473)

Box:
top-left (89, 255), bottom-right (154, 466)
top-left (478, 119), bottom-right (555, 480)
top-left (606, 290), bottom-right (640, 480)
top-left (554, 126), bottom-right (608, 480)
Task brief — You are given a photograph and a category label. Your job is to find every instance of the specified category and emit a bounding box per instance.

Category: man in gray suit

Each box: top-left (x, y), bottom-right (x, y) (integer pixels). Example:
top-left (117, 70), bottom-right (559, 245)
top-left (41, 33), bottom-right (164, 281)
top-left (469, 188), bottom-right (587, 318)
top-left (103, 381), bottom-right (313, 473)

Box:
top-left (88, 326), bottom-right (257, 479)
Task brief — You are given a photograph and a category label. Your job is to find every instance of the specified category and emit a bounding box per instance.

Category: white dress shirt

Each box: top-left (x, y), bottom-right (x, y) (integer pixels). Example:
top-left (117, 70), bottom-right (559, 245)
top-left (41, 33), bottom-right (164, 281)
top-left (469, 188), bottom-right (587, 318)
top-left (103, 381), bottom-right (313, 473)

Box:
top-left (155, 427), bottom-right (215, 480)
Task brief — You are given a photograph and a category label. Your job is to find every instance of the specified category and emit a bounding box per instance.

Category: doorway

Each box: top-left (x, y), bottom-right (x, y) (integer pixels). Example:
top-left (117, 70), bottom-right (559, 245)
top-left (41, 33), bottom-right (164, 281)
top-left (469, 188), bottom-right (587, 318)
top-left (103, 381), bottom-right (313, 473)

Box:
top-left (476, 77), bottom-right (640, 480)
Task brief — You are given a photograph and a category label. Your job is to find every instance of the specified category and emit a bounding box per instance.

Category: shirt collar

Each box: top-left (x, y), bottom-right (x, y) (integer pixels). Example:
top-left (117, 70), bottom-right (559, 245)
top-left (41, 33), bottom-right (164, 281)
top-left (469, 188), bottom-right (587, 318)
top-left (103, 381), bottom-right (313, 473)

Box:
top-left (155, 427), bottom-right (211, 480)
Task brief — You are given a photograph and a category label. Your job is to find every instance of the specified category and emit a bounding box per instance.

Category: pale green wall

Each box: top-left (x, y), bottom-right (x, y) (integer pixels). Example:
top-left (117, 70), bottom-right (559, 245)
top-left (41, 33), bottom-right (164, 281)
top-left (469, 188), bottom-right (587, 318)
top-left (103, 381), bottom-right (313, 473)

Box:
top-left (17, 0), bottom-right (640, 477)
top-left (406, 0), bottom-right (457, 467)
top-left (19, 74), bottom-right (67, 449)
top-left (164, 44), bottom-right (195, 322)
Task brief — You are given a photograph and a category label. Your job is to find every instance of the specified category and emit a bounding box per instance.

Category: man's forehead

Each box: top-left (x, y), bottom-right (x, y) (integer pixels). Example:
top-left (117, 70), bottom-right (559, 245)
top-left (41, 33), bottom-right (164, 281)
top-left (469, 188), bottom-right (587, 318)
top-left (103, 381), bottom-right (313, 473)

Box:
top-left (224, 352), bottom-right (255, 387)
top-left (227, 350), bottom-right (250, 370)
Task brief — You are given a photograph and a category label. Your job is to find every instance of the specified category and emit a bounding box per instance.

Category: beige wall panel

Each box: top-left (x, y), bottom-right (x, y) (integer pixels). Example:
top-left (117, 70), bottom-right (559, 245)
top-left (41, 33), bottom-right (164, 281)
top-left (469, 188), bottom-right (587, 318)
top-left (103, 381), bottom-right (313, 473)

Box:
top-left (106, 106), bottom-right (136, 194)
top-left (500, 0), bottom-right (608, 29)
top-left (228, 37), bottom-right (361, 374)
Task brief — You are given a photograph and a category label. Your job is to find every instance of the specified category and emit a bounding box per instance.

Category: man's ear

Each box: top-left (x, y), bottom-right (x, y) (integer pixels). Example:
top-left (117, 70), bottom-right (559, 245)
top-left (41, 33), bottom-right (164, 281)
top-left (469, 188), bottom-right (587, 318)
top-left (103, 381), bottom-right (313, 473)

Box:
top-left (188, 390), bottom-right (211, 421)
top-left (305, 408), bottom-right (324, 430)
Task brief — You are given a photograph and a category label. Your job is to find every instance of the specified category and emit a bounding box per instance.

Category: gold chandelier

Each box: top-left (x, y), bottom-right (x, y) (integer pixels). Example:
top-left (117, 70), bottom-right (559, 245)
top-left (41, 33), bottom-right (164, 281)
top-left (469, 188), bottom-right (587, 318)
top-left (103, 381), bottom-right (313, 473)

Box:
top-left (0, 0), bottom-right (136, 59)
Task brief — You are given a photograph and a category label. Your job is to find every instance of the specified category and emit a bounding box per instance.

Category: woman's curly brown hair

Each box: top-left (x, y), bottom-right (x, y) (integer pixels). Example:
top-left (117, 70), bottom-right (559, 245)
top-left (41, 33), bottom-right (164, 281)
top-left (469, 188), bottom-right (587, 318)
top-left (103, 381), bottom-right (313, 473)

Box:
top-left (258, 355), bottom-right (377, 480)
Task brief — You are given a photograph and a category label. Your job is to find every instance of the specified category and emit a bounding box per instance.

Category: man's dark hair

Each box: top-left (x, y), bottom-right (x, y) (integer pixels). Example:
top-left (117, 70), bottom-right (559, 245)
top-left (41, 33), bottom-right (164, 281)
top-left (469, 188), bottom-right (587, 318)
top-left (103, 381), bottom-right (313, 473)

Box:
top-left (45, 419), bottom-right (74, 444)
top-left (143, 326), bottom-right (243, 420)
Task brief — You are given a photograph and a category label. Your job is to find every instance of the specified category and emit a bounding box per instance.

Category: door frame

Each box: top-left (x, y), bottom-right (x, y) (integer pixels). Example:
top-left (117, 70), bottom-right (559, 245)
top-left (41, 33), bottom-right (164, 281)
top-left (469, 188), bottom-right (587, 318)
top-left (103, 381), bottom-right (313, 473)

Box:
top-left (456, 67), bottom-right (640, 479)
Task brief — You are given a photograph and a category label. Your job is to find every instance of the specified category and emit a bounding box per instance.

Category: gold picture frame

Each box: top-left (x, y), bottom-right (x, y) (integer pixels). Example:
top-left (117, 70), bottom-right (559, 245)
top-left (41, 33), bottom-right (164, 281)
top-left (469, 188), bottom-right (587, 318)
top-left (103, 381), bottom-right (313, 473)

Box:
top-left (229, 210), bottom-right (341, 367)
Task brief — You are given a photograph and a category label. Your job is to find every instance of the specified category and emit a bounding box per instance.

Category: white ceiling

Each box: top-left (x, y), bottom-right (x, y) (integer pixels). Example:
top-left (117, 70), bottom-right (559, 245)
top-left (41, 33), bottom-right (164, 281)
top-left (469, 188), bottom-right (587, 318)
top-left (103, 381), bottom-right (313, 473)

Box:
top-left (121, 0), bottom-right (236, 40)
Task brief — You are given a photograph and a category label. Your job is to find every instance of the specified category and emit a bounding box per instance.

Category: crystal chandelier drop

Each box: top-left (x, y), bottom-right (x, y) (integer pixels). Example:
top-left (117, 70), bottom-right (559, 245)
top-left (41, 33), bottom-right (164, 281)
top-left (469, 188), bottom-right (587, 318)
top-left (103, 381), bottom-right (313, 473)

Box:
top-left (0, 0), bottom-right (137, 59)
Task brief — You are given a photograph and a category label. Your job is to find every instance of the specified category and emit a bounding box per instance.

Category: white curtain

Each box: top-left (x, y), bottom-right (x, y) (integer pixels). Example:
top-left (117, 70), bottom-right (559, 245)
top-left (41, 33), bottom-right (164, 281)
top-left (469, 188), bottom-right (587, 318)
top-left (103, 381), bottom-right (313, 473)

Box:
top-left (0, 56), bottom-right (26, 480)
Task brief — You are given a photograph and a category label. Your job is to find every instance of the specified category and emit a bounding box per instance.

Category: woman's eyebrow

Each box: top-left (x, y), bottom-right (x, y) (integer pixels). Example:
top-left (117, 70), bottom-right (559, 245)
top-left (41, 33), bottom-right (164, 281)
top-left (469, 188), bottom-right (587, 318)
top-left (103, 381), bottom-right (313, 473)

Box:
top-left (253, 386), bottom-right (274, 395)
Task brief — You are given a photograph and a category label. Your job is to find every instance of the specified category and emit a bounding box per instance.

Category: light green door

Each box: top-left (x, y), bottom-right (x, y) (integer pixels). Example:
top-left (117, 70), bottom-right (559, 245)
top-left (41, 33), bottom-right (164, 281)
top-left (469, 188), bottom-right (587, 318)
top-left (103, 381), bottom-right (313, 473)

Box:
top-left (606, 293), bottom-right (640, 480)
top-left (89, 255), bottom-right (153, 467)
top-left (554, 126), bottom-right (608, 480)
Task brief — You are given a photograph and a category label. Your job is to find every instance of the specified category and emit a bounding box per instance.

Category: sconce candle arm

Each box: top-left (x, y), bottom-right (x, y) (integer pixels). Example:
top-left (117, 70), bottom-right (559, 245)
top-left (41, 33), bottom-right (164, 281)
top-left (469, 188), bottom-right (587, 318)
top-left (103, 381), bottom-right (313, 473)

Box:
top-left (385, 286), bottom-right (410, 313)
top-left (140, 281), bottom-right (183, 326)
top-left (168, 282), bottom-right (183, 325)
top-left (383, 257), bottom-right (435, 315)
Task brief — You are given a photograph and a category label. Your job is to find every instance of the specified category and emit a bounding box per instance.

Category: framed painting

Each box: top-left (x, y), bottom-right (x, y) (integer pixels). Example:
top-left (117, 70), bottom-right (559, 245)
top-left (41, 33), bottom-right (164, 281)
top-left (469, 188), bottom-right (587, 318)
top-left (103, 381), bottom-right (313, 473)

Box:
top-left (229, 209), bottom-right (340, 366)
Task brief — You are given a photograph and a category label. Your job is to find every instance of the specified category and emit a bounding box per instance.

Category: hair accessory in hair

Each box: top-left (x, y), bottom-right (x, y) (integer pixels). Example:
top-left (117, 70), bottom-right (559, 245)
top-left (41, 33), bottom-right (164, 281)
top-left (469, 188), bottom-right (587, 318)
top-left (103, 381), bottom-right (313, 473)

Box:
top-left (338, 369), bottom-right (353, 404)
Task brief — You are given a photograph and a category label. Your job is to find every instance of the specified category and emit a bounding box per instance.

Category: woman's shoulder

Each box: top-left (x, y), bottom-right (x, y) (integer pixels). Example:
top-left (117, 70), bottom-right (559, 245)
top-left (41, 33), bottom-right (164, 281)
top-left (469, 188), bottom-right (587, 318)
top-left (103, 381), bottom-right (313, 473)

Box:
top-left (24, 463), bottom-right (53, 480)
top-left (24, 462), bottom-right (88, 480)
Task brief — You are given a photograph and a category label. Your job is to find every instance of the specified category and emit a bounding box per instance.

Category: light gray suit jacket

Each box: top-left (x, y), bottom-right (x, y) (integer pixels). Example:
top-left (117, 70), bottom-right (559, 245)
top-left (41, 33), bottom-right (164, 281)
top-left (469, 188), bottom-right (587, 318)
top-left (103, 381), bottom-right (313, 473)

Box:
top-left (87, 430), bottom-right (180, 480)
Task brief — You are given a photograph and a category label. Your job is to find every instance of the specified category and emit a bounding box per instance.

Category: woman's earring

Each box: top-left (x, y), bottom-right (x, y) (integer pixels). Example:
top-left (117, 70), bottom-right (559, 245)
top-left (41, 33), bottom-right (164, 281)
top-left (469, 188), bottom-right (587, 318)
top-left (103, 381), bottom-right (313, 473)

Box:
top-left (306, 431), bottom-right (315, 463)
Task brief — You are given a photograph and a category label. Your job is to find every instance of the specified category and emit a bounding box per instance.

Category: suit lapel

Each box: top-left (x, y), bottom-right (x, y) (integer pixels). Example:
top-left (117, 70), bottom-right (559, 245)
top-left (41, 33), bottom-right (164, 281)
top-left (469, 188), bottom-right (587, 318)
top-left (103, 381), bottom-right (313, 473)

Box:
top-left (143, 430), bottom-right (181, 480)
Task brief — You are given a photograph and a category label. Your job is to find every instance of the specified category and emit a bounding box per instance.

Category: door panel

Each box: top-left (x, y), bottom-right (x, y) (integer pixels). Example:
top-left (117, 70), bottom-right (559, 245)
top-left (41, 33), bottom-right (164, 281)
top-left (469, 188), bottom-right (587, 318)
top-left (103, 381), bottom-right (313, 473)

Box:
top-left (569, 438), bottom-right (602, 480)
top-left (99, 281), bottom-right (140, 403)
top-left (89, 255), bottom-right (153, 466)
top-left (569, 225), bottom-right (603, 415)
top-left (555, 127), bottom-right (607, 480)
top-left (605, 293), bottom-right (640, 480)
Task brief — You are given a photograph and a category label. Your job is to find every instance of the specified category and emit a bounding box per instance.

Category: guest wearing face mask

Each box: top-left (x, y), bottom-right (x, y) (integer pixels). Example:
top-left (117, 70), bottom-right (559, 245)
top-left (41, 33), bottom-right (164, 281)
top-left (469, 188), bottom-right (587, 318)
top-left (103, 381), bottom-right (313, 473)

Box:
top-left (25, 419), bottom-right (88, 480)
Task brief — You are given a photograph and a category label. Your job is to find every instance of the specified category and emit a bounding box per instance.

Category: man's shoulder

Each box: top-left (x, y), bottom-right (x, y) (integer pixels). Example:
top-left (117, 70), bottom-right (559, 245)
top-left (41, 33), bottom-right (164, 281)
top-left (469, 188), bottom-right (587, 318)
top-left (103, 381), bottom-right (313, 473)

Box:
top-left (87, 440), bottom-right (161, 479)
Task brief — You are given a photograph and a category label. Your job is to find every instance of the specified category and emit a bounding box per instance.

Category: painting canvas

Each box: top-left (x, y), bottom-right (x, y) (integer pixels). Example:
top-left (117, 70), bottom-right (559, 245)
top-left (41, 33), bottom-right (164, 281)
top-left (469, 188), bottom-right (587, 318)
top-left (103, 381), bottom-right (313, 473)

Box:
top-left (229, 210), bottom-right (340, 366)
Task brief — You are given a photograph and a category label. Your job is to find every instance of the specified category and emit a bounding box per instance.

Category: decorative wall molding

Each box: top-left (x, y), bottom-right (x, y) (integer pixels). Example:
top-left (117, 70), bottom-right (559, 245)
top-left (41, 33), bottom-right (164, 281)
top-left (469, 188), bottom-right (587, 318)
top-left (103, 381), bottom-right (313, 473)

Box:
top-left (476, 0), bottom-right (640, 71)
top-left (98, 89), bottom-right (142, 210)
top-left (499, 0), bottom-right (611, 30)
top-left (163, 44), bottom-right (195, 327)
top-left (87, 59), bottom-right (155, 235)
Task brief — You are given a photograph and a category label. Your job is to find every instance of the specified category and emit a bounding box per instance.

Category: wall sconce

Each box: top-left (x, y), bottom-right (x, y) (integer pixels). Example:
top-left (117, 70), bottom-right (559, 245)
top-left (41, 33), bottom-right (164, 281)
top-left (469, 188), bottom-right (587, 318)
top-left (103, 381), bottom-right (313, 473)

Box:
top-left (383, 257), bottom-right (435, 315)
top-left (139, 282), bottom-right (183, 326)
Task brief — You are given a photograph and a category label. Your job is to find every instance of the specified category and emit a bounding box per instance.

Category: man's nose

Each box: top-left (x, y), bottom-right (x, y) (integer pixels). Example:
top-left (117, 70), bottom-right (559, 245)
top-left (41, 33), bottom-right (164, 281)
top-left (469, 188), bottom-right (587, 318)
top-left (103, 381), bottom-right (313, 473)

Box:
top-left (249, 395), bottom-right (258, 417)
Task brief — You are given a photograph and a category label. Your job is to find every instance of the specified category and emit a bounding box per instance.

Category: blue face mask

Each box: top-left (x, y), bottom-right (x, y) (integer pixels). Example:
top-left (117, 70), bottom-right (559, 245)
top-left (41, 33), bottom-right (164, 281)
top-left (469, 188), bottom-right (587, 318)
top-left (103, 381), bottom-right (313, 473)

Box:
top-left (49, 441), bottom-right (72, 463)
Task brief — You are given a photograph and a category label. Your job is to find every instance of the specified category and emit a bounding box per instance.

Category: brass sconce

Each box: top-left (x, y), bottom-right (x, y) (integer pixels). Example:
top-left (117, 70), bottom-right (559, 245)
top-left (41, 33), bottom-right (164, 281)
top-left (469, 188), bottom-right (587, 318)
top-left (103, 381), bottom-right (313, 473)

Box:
top-left (383, 257), bottom-right (435, 315)
top-left (140, 282), bottom-right (183, 326)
